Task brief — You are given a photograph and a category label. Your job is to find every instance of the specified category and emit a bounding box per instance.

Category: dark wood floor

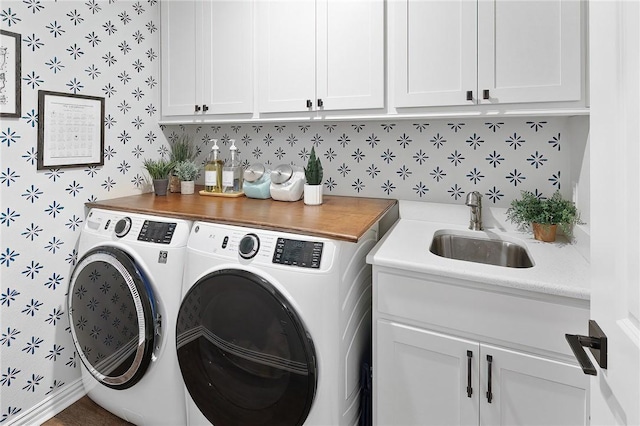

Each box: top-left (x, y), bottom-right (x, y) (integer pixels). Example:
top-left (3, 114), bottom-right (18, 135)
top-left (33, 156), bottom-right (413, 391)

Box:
top-left (41, 396), bottom-right (134, 426)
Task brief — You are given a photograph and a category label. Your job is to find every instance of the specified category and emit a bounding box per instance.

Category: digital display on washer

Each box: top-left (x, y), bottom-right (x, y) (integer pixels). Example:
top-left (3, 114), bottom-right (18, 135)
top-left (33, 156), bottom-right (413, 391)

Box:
top-left (273, 238), bottom-right (323, 268)
top-left (137, 220), bottom-right (177, 244)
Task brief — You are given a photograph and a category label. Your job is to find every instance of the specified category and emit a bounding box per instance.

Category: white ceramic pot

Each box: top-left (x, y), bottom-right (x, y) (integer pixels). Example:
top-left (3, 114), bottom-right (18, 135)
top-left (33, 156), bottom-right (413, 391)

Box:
top-left (304, 184), bottom-right (323, 205)
top-left (180, 180), bottom-right (195, 195)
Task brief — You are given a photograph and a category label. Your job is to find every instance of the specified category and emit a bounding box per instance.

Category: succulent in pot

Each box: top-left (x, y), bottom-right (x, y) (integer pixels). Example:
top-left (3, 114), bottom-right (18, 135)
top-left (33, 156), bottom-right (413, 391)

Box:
top-left (174, 160), bottom-right (199, 194)
top-left (143, 158), bottom-right (175, 196)
top-left (304, 146), bottom-right (323, 185)
top-left (174, 160), bottom-right (199, 181)
top-left (168, 135), bottom-right (195, 192)
top-left (506, 190), bottom-right (584, 242)
top-left (303, 147), bottom-right (323, 205)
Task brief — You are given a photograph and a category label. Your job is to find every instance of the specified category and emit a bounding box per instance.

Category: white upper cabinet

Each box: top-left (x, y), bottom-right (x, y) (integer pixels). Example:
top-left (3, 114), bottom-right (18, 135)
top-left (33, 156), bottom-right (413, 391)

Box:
top-left (257, 0), bottom-right (384, 114)
top-left (390, 0), bottom-right (584, 109)
top-left (477, 0), bottom-right (582, 104)
top-left (256, 0), bottom-right (316, 114)
top-left (161, 0), bottom-right (198, 117)
top-left (161, 0), bottom-right (253, 118)
top-left (390, 0), bottom-right (477, 108)
top-left (316, 0), bottom-right (385, 111)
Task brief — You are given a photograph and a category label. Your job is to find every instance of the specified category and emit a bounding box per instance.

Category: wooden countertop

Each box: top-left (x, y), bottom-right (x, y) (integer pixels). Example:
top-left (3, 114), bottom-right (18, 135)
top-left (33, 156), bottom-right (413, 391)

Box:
top-left (87, 190), bottom-right (397, 242)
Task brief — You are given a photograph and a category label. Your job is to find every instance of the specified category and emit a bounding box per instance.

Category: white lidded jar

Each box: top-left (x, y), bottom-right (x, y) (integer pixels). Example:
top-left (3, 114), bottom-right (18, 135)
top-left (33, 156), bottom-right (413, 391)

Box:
top-left (270, 164), bottom-right (305, 201)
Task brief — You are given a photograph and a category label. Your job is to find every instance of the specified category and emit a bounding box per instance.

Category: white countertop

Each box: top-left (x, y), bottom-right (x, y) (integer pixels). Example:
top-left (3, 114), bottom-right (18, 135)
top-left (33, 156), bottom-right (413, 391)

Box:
top-left (367, 200), bottom-right (591, 300)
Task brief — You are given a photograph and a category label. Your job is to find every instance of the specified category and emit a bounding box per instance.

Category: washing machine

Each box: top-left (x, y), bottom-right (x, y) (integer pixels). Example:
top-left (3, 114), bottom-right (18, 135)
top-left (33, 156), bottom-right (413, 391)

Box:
top-left (67, 208), bottom-right (190, 425)
top-left (176, 221), bottom-right (378, 426)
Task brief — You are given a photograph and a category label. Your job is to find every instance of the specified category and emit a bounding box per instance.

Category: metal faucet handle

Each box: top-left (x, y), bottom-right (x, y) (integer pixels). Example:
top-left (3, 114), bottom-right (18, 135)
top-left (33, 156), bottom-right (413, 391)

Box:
top-left (465, 191), bottom-right (482, 207)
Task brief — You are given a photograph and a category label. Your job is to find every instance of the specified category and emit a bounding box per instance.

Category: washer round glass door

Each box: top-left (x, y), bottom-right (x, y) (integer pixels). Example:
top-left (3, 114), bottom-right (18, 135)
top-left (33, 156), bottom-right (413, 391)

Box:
top-left (176, 269), bottom-right (317, 426)
top-left (67, 246), bottom-right (157, 389)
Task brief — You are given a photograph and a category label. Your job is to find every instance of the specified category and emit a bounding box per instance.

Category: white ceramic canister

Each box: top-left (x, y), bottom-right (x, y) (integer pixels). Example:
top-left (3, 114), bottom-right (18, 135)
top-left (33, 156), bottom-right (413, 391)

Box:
top-left (243, 163), bottom-right (272, 199)
top-left (270, 164), bottom-right (305, 201)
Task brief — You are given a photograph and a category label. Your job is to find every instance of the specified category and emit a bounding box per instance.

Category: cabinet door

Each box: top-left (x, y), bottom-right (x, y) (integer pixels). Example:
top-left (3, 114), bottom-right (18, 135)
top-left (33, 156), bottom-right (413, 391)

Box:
top-left (201, 1), bottom-right (253, 115)
top-left (161, 0), bottom-right (199, 116)
top-left (316, 0), bottom-right (384, 111)
top-left (257, 0), bottom-right (316, 113)
top-left (480, 344), bottom-right (588, 426)
top-left (477, 0), bottom-right (582, 104)
top-left (390, 0), bottom-right (477, 107)
top-left (376, 321), bottom-right (479, 426)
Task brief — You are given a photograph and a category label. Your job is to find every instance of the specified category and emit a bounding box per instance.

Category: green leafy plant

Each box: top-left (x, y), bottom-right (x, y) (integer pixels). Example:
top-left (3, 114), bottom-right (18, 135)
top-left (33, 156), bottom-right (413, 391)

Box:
top-left (304, 146), bottom-right (323, 185)
top-left (506, 190), bottom-right (584, 238)
top-left (143, 158), bottom-right (175, 180)
top-left (169, 134), bottom-right (195, 163)
top-left (174, 160), bottom-right (199, 181)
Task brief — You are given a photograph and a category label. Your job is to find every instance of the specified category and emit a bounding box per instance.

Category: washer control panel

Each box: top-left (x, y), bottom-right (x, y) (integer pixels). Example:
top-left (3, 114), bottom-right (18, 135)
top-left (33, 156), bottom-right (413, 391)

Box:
top-left (137, 220), bottom-right (177, 244)
top-left (273, 238), bottom-right (323, 269)
top-left (190, 222), bottom-right (335, 271)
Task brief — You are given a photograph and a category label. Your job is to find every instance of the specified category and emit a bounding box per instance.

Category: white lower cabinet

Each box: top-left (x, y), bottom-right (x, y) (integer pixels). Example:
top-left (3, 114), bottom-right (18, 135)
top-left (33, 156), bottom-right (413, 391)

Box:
top-left (373, 269), bottom-right (589, 426)
top-left (377, 322), bottom-right (479, 425)
top-left (480, 344), bottom-right (587, 426)
top-left (377, 322), bottom-right (587, 426)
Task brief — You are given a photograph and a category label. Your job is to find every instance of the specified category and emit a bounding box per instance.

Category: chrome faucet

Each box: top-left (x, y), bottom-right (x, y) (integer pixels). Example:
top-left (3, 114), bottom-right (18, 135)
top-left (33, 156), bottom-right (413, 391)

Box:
top-left (465, 191), bottom-right (483, 230)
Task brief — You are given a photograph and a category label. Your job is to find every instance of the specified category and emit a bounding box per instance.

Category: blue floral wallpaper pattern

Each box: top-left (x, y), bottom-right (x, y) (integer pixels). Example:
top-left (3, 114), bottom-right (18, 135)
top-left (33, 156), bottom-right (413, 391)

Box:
top-left (163, 117), bottom-right (580, 204)
top-left (1, 1), bottom-right (159, 423)
top-left (0, 0), bottom-right (586, 424)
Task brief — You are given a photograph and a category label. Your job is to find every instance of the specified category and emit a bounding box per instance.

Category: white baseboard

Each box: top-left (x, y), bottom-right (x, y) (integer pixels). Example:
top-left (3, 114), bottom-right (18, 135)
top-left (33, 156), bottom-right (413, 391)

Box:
top-left (7, 378), bottom-right (85, 426)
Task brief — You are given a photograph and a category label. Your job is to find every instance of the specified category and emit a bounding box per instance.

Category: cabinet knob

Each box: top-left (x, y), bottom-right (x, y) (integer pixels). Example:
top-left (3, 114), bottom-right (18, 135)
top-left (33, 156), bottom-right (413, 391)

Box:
top-left (202, 104), bottom-right (209, 112)
top-left (483, 89), bottom-right (490, 100)
top-left (306, 99), bottom-right (313, 108)
top-left (466, 90), bottom-right (473, 101)
top-left (195, 105), bottom-right (201, 112)
top-left (317, 98), bottom-right (324, 108)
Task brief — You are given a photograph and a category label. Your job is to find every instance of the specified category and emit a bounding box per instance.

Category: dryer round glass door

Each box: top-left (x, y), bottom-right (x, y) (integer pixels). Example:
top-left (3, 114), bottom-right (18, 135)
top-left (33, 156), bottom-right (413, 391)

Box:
top-left (67, 246), bottom-right (158, 389)
top-left (176, 269), bottom-right (317, 426)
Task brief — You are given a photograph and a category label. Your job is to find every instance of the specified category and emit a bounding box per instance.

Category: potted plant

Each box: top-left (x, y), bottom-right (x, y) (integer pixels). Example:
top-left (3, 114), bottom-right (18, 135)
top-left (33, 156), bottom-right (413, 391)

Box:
top-left (506, 190), bottom-right (583, 242)
top-left (143, 158), bottom-right (175, 196)
top-left (303, 146), bottom-right (323, 205)
top-left (174, 160), bottom-right (199, 195)
top-left (168, 135), bottom-right (194, 192)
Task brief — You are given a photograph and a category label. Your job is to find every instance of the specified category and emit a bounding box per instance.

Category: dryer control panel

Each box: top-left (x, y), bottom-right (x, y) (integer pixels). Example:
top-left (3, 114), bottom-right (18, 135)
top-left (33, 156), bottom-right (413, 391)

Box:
top-left (138, 220), bottom-right (177, 244)
top-left (273, 238), bottom-right (323, 269)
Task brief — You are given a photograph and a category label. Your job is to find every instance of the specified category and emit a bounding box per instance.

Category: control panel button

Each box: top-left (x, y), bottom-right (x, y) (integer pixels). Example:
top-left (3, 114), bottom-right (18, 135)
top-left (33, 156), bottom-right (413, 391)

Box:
top-left (239, 234), bottom-right (260, 259)
top-left (114, 217), bottom-right (131, 238)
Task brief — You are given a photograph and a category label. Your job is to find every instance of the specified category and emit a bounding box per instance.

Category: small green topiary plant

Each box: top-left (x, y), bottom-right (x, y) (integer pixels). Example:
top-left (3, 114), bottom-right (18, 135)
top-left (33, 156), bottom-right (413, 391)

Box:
top-left (304, 146), bottom-right (323, 185)
top-left (174, 160), bottom-right (199, 181)
top-left (506, 190), bottom-right (584, 239)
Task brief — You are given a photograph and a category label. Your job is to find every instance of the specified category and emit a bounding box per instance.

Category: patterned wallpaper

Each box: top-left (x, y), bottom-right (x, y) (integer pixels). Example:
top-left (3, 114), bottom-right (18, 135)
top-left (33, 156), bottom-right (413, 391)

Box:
top-left (0, 1), bottom-right (159, 423)
top-left (164, 117), bottom-right (582, 204)
top-left (0, 0), bottom-right (588, 424)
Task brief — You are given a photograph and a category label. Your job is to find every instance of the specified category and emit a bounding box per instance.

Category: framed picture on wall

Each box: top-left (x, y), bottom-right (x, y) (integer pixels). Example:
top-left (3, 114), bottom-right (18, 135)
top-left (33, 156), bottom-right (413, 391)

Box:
top-left (37, 90), bottom-right (105, 170)
top-left (0, 29), bottom-right (21, 118)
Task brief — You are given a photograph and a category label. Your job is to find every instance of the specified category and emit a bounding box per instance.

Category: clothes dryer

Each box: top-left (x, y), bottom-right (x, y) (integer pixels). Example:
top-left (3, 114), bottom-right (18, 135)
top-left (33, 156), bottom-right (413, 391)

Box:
top-left (67, 208), bottom-right (190, 425)
top-left (176, 221), bottom-right (377, 426)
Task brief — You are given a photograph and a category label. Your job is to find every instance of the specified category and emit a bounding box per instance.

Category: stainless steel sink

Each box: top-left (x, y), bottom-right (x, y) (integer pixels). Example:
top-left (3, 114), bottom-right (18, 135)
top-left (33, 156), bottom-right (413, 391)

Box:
top-left (429, 231), bottom-right (534, 268)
